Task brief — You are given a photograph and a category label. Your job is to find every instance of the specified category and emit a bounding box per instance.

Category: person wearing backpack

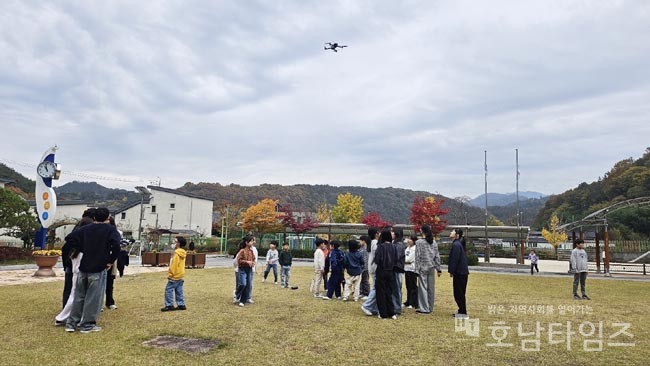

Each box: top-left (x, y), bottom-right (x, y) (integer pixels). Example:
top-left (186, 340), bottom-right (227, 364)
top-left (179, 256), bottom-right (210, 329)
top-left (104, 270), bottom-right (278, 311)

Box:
top-left (323, 241), bottom-right (345, 300)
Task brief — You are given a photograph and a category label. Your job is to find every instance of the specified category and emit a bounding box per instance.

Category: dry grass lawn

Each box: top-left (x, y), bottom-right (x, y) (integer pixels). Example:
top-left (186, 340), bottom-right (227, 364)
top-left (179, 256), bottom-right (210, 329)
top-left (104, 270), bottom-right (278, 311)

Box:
top-left (0, 267), bottom-right (648, 366)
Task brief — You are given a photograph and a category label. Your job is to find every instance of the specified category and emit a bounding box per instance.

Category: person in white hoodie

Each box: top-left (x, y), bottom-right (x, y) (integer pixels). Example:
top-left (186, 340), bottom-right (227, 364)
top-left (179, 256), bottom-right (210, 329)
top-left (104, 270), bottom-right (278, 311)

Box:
top-left (263, 241), bottom-right (279, 284)
top-left (310, 238), bottom-right (326, 297)
top-left (570, 239), bottom-right (590, 300)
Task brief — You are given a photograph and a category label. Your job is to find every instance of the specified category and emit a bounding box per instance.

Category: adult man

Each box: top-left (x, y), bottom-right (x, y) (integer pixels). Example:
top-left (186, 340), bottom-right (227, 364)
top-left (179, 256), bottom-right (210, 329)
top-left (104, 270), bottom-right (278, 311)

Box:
top-left (448, 229), bottom-right (469, 319)
top-left (64, 207), bottom-right (121, 333)
top-left (61, 208), bottom-right (96, 308)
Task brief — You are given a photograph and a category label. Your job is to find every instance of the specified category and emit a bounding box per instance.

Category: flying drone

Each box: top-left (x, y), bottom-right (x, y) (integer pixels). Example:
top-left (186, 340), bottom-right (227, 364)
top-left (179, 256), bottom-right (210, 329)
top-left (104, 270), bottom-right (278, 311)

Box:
top-left (324, 42), bottom-right (347, 52)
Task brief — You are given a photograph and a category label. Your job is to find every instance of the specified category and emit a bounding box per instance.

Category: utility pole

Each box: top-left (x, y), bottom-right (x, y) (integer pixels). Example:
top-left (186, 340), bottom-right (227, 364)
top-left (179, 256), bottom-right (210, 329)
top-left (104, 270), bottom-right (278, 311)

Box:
top-left (516, 148), bottom-right (521, 264)
top-left (484, 150), bottom-right (490, 263)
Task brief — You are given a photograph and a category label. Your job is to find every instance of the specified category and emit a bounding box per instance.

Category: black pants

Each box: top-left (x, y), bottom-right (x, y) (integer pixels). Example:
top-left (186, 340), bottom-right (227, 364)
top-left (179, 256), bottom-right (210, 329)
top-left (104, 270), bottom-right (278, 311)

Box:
top-left (105, 274), bottom-right (116, 307)
top-left (326, 270), bottom-right (343, 298)
top-left (62, 267), bottom-right (73, 308)
top-left (360, 270), bottom-right (370, 296)
top-left (376, 269), bottom-right (397, 318)
top-left (453, 274), bottom-right (468, 315)
top-left (531, 263), bottom-right (539, 274)
top-left (404, 271), bottom-right (418, 307)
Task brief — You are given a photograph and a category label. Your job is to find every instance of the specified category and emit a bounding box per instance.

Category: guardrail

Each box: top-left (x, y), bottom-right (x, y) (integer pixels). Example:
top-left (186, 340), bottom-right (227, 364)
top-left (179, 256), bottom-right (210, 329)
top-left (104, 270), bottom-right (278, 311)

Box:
top-left (589, 263), bottom-right (647, 275)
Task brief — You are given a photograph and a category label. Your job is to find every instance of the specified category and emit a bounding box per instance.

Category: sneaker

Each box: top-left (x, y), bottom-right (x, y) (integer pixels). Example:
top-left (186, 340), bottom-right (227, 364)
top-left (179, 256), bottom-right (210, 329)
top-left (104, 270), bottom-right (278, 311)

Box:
top-left (80, 326), bottom-right (102, 333)
top-left (407, 305), bottom-right (413, 309)
top-left (274, 282), bottom-right (278, 285)
top-left (176, 305), bottom-right (187, 310)
top-left (342, 297), bottom-right (348, 301)
top-left (336, 297), bottom-right (342, 300)
top-left (360, 296), bottom-right (368, 300)
top-left (55, 320), bottom-right (65, 327)
top-left (108, 305), bottom-right (117, 310)
top-left (65, 327), bottom-right (75, 333)
top-left (391, 315), bottom-right (398, 320)
top-left (238, 302), bottom-right (245, 307)
top-left (453, 313), bottom-right (469, 319)
top-left (417, 310), bottom-right (431, 315)
top-left (313, 294), bottom-right (322, 298)
top-left (246, 299), bottom-right (254, 304)
top-left (322, 296), bottom-right (332, 301)
top-left (262, 278), bottom-right (266, 283)
top-left (160, 306), bottom-right (175, 312)
top-left (361, 306), bottom-right (373, 316)
top-left (573, 295), bottom-right (582, 300)
top-left (582, 295), bottom-right (591, 300)
top-left (353, 298), bottom-right (359, 302)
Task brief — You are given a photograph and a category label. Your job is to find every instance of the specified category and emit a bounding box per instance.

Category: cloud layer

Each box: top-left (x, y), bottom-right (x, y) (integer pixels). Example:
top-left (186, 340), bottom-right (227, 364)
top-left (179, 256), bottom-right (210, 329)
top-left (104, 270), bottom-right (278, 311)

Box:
top-left (2, 0), bottom-right (650, 198)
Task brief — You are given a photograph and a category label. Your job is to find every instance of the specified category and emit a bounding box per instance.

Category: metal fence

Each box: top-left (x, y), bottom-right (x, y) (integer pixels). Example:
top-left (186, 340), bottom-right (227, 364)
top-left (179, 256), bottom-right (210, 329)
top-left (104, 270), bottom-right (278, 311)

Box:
top-left (588, 263), bottom-right (647, 275)
top-left (609, 240), bottom-right (650, 253)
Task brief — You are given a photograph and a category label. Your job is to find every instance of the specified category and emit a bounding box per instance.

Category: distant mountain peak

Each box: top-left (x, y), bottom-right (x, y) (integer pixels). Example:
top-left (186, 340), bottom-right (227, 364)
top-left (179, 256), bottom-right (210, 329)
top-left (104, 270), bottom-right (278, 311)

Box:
top-left (469, 191), bottom-right (547, 208)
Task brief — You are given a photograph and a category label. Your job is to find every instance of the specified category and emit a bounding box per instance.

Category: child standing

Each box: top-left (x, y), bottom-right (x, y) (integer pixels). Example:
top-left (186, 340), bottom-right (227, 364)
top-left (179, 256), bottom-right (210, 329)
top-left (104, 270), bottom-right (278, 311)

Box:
top-left (403, 235), bottom-right (418, 309)
top-left (343, 239), bottom-right (364, 301)
top-left (161, 237), bottom-right (187, 311)
top-left (359, 235), bottom-right (371, 297)
top-left (324, 241), bottom-right (345, 300)
top-left (310, 238), bottom-right (326, 297)
top-left (570, 239), bottom-right (590, 300)
top-left (279, 242), bottom-right (292, 288)
top-left (529, 250), bottom-right (539, 275)
top-left (263, 241), bottom-right (279, 284)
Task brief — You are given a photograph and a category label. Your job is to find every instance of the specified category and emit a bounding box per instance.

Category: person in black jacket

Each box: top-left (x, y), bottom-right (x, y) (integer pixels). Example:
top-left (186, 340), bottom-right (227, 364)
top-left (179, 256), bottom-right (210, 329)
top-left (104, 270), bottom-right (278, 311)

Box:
top-left (61, 208), bottom-right (95, 308)
top-left (374, 227), bottom-right (398, 319)
top-left (391, 228), bottom-right (406, 315)
top-left (64, 207), bottom-right (121, 333)
top-left (448, 229), bottom-right (469, 319)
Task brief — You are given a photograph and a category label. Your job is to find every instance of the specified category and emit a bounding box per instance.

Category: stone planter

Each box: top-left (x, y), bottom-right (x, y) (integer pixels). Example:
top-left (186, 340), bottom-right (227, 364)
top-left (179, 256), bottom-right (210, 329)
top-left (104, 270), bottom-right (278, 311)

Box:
top-left (33, 255), bottom-right (59, 277)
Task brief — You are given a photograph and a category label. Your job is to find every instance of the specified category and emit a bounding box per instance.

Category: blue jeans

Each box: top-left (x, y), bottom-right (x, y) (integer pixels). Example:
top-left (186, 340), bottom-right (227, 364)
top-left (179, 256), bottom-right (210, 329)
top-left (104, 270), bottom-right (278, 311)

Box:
top-left (236, 267), bottom-right (253, 303)
top-left (264, 263), bottom-right (278, 282)
top-left (164, 279), bottom-right (185, 307)
top-left (362, 274), bottom-right (378, 314)
top-left (281, 266), bottom-right (291, 287)
top-left (66, 270), bottom-right (106, 331)
top-left (326, 270), bottom-right (343, 298)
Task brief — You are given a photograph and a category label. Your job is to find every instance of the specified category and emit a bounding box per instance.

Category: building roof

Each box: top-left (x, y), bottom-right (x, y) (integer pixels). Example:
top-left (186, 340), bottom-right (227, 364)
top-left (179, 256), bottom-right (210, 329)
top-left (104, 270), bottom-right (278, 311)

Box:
top-left (112, 197), bottom-right (152, 215)
top-left (147, 185), bottom-right (213, 202)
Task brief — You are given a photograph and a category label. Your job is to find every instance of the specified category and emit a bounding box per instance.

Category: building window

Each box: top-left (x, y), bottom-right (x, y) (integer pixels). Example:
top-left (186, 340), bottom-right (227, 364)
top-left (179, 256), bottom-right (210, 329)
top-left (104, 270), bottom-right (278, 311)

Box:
top-left (170, 203), bottom-right (175, 209)
top-left (120, 212), bottom-right (126, 220)
top-left (151, 205), bottom-right (157, 213)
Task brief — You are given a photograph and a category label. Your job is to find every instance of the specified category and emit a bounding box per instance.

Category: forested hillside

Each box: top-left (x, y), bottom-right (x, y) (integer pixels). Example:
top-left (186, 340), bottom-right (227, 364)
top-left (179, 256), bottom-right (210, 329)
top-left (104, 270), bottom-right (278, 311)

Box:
top-left (534, 148), bottom-right (650, 239)
top-left (179, 182), bottom-right (487, 224)
top-left (0, 163), bottom-right (35, 195)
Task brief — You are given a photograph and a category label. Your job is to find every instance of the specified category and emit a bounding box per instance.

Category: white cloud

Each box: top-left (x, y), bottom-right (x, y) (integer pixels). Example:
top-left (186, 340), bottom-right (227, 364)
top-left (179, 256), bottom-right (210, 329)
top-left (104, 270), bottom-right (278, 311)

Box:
top-left (2, 0), bottom-right (650, 198)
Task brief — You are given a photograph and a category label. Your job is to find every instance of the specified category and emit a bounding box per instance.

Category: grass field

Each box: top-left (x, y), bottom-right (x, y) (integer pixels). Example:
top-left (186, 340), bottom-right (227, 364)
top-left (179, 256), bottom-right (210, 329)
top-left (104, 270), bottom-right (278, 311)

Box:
top-left (1, 267), bottom-right (648, 366)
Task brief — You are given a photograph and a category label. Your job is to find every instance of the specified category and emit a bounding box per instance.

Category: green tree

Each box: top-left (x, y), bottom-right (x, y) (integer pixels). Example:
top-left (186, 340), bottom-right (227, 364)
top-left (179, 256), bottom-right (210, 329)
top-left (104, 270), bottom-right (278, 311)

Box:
top-left (331, 193), bottom-right (364, 223)
top-left (0, 189), bottom-right (39, 248)
top-left (541, 214), bottom-right (567, 259)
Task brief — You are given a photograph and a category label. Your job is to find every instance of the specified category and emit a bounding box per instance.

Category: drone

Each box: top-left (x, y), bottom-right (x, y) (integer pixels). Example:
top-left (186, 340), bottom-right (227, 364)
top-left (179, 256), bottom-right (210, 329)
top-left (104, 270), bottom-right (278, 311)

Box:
top-left (324, 42), bottom-right (347, 52)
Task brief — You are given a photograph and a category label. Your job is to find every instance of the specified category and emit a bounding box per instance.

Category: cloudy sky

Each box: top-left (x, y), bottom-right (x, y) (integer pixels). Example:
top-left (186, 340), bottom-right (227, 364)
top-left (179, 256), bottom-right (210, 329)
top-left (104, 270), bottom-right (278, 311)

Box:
top-left (2, 0), bottom-right (650, 198)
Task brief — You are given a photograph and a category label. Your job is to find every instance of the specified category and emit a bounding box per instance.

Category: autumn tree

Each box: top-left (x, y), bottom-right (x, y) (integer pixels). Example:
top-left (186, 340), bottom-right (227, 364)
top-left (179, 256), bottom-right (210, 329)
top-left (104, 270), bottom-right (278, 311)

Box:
top-left (0, 188), bottom-right (39, 248)
top-left (242, 199), bottom-right (283, 244)
top-left (410, 196), bottom-right (449, 234)
top-left (541, 214), bottom-right (568, 259)
top-left (361, 212), bottom-right (393, 228)
top-left (280, 204), bottom-right (320, 240)
top-left (316, 203), bottom-right (332, 223)
top-left (331, 192), bottom-right (364, 223)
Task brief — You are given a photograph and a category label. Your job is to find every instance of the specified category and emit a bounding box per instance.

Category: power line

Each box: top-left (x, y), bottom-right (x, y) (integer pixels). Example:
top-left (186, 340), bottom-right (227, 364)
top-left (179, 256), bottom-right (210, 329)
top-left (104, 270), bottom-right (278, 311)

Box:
top-left (0, 156), bottom-right (153, 184)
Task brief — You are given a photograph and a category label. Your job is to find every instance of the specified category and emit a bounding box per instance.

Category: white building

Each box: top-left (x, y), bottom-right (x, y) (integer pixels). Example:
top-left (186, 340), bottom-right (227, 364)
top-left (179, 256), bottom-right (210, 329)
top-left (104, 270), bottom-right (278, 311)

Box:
top-left (114, 185), bottom-right (213, 240)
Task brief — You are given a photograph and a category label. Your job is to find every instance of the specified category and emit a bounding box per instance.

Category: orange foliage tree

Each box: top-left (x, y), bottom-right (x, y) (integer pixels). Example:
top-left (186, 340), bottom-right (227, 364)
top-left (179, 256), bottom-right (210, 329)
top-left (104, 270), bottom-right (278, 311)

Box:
top-left (242, 199), bottom-right (283, 243)
top-left (409, 196), bottom-right (449, 234)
